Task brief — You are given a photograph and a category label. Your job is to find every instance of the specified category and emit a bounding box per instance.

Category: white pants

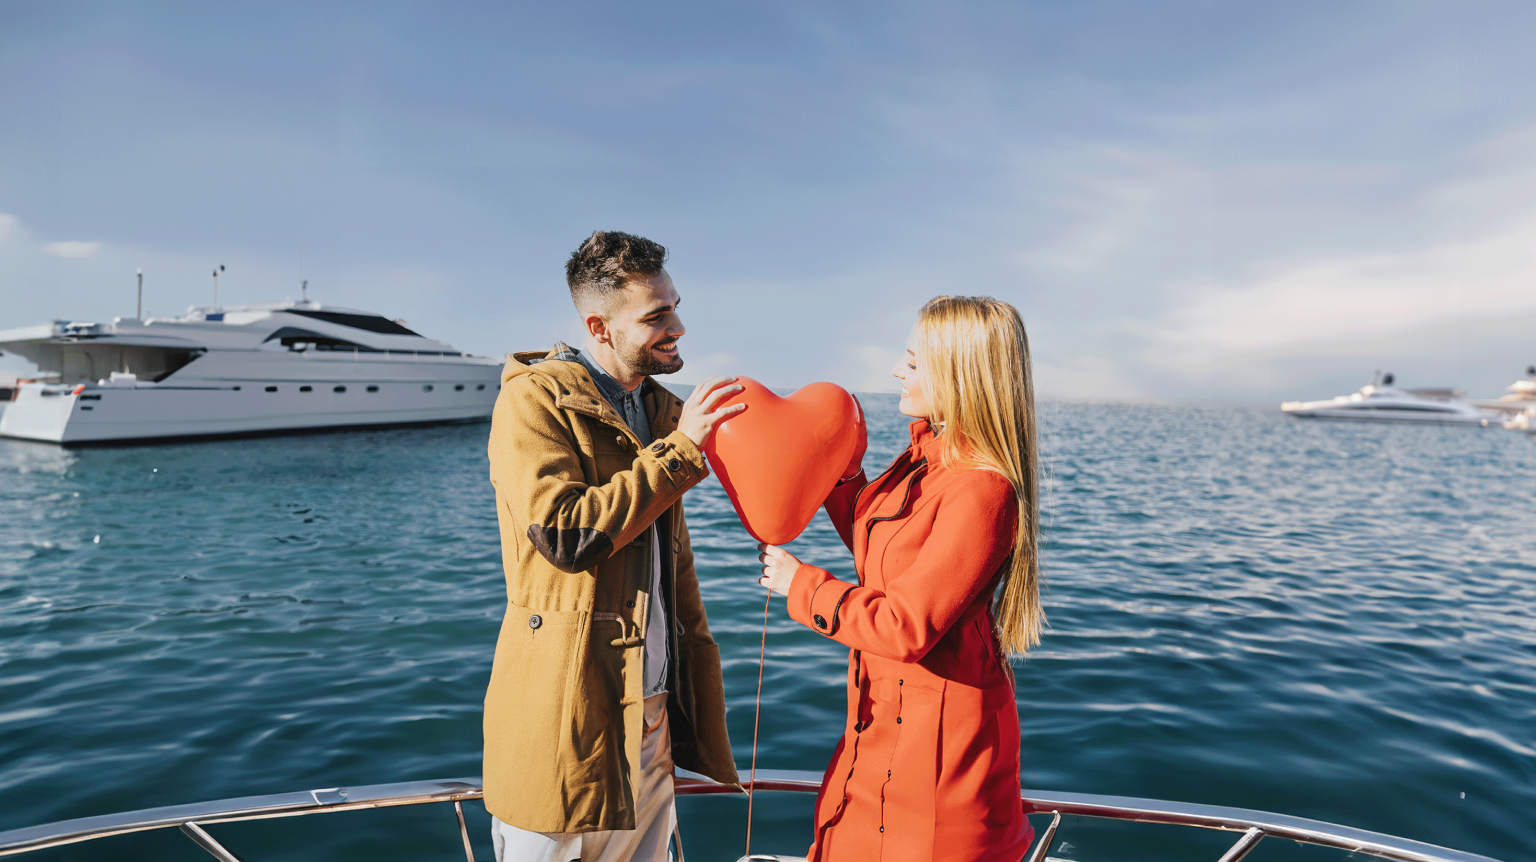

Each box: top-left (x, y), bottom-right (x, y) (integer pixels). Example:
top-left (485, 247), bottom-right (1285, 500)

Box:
top-left (492, 693), bottom-right (676, 862)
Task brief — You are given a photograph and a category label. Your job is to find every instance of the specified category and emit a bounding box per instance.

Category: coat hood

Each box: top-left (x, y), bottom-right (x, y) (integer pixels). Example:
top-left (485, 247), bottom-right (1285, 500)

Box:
top-left (502, 342), bottom-right (583, 385)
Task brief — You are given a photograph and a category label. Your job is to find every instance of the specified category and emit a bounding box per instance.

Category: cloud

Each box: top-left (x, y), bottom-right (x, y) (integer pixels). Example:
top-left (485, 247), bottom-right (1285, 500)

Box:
top-left (1154, 215), bottom-right (1536, 364)
top-left (0, 213), bottom-right (16, 243)
top-left (44, 241), bottom-right (101, 259)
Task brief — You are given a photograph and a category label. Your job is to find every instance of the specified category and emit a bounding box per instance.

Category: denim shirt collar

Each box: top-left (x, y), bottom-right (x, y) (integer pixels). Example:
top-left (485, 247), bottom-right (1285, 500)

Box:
top-left (574, 349), bottom-right (653, 446)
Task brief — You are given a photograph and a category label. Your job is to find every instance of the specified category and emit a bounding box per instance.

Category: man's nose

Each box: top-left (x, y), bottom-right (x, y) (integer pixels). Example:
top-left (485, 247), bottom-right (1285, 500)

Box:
top-left (668, 314), bottom-right (685, 338)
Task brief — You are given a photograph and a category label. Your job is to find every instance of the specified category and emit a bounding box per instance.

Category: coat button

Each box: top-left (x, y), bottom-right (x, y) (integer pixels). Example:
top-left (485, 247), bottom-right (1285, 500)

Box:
top-left (651, 441), bottom-right (666, 453)
top-left (813, 614), bottom-right (827, 628)
top-left (879, 826), bottom-right (884, 833)
top-left (528, 615), bottom-right (542, 629)
top-left (667, 459), bottom-right (681, 472)
top-left (626, 600), bottom-right (636, 608)
top-left (898, 679), bottom-right (904, 686)
top-left (616, 435), bottom-right (625, 445)
top-left (896, 716), bottom-right (902, 724)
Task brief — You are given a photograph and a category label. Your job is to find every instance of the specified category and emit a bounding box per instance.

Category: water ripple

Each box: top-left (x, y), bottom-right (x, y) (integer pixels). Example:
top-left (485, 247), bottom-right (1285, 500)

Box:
top-left (0, 403), bottom-right (1532, 859)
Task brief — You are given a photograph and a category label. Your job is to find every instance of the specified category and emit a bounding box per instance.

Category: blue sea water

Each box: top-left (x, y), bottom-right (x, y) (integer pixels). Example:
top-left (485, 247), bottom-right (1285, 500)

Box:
top-left (0, 397), bottom-right (1531, 861)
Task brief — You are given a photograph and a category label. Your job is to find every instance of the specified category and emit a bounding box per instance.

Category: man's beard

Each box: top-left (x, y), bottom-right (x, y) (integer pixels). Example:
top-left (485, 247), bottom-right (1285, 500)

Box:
top-left (614, 331), bottom-right (683, 377)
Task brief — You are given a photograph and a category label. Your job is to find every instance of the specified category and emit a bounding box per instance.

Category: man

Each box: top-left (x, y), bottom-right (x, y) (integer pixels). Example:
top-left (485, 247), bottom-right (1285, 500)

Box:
top-left (485, 231), bottom-right (743, 862)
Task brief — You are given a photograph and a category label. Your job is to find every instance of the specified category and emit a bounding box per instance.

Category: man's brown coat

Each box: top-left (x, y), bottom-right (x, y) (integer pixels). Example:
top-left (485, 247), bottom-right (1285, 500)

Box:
top-left (483, 344), bottom-right (738, 834)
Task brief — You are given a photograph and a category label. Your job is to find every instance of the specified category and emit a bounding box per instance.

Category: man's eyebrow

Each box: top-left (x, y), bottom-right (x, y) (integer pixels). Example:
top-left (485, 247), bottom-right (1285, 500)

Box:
top-left (642, 299), bottom-right (678, 317)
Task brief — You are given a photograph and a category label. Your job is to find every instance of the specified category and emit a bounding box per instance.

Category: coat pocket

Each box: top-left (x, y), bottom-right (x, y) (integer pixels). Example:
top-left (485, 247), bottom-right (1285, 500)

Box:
top-left (484, 602), bottom-right (587, 787)
top-left (881, 680), bottom-right (941, 858)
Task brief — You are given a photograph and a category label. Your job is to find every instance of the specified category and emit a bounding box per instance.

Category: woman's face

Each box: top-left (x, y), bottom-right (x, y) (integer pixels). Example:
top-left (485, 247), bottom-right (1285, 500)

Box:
top-left (892, 323), bottom-right (932, 419)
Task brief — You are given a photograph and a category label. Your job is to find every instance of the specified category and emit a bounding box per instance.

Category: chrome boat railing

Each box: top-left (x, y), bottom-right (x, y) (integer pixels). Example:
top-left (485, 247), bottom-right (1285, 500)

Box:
top-left (0, 769), bottom-right (1503, 862)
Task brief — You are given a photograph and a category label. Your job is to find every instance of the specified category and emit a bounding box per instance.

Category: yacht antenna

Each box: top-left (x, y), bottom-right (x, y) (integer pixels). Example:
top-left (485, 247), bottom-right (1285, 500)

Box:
top-left (212, 265), bottom-right (225, 308)
top-left (136, 269), bottom-right (143, 319)
top-left (302, 279), bottom-right (308, 303)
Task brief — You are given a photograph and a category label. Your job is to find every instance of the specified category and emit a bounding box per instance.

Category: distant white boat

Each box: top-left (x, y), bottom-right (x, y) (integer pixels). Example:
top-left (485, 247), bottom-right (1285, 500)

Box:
top-left (1280, 372), bottom-right (1492, 425)
top-left (1468, 365), bottom-right (1536, 434)
top-left (0, 301), bottom-right (501, 445)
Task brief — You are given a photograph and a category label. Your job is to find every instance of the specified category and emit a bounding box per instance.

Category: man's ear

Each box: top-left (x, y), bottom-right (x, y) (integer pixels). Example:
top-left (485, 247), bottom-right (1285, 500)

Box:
top-left (583, 310), bottom-right (611, 344)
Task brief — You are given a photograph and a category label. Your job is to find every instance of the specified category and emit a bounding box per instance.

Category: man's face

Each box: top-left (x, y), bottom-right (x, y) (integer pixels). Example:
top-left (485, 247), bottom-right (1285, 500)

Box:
top-left (603, 269), bottom-right (685, 377)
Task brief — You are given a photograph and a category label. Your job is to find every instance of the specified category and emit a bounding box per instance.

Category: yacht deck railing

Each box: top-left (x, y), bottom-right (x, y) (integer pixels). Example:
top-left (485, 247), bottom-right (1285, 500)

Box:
top-left (0, 771), bottom-right (1503, 862)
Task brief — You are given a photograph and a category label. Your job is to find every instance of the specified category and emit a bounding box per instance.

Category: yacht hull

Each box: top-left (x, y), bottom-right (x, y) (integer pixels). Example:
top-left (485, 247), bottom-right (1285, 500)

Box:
top-left (0, 369), bottom-right (500, 445)
top-left (1281, 407), bottom-right (1488, 425)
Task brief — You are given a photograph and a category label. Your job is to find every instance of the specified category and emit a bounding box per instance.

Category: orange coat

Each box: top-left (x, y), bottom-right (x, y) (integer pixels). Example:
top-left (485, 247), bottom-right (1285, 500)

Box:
top-left (787, 420), bottom-right (1034, 862)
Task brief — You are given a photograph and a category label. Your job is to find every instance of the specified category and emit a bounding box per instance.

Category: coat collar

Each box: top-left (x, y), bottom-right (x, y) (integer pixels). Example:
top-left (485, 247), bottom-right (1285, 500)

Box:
top-left (502, 343), bottom-right (682, 441)
top-left (908, 418), bottom-right (944, 463)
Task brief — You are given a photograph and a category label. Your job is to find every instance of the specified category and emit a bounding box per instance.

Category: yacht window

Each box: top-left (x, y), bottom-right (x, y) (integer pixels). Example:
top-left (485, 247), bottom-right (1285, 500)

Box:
top-left (287, 310), bottom-right (420, 336)
top-left (266, 386), bottom-right (278, 392)
top-left (264, 327), bottom-right (376, 352)
top-left (233, 386), bottom-right (241, 391)
top-left (454, 384), bottom-right (464, 391)
top-left (334, 385), bottom-right (347, 393)
top-left (422, 384), bottom-right (434, 392)
top-left (366, 385), bottom-right (379, 392)
top-left (476, 384), bottom-right (485, 390)
top-left (300, 385), bottom-right (313, 392)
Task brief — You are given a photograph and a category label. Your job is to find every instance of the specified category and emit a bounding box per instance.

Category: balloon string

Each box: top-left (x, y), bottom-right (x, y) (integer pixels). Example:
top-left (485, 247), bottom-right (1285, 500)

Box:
top-left (745, 586), bottom-right (770, 858)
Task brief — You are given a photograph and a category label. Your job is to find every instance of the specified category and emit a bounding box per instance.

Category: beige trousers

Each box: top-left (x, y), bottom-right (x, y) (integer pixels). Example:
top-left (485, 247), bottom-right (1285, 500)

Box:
top-left (492, 693), bottom-right (676, 862)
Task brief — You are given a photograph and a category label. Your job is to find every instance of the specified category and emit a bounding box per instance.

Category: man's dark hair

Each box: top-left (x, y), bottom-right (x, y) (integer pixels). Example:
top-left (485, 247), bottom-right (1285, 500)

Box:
top-left (565, 231), bottom-right (668, 311)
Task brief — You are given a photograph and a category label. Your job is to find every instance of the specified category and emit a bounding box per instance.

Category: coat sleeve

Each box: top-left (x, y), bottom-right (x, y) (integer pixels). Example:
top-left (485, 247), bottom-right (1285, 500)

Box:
top-left (821, 470), bottom-right (867, 552)
top-left (489, 374), bottom-right (708, 573)
top-left (787, 471), bottom-right (1017, 662)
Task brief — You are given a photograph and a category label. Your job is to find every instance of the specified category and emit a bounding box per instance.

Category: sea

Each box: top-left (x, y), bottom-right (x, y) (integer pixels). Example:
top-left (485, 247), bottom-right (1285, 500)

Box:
top-left (0, 396), bottom-right (1531, 862)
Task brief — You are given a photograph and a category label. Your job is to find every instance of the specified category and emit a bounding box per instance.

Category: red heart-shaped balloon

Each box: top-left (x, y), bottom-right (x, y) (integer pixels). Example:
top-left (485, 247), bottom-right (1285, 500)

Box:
top-left (704, 378), bottom-right (864, 545)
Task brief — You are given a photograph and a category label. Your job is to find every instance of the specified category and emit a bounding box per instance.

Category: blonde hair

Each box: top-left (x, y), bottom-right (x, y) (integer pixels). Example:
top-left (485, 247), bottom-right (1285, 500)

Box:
top-left (915, 295), bottom-right (1043, 656)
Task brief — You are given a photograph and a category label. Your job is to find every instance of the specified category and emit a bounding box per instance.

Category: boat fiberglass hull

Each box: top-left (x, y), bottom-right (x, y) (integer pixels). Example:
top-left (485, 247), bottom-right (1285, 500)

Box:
top-left (1282, 407), bottom-right (1489, 425)
top-left (0, 372), bottom-right (499, 445)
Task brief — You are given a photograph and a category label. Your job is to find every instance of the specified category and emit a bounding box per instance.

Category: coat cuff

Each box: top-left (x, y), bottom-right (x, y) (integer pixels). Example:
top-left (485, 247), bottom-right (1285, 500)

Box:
top-left (788, 564), bottom-right (854, 636)
top-left (644, 430), bottom-right (709, 487)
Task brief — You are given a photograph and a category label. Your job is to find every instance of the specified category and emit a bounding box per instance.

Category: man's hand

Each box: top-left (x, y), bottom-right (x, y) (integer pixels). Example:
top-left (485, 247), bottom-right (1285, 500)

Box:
top-left (679, 376), bottom-right (746, 448)
top-left (756, 542), bottom-right (802, 597)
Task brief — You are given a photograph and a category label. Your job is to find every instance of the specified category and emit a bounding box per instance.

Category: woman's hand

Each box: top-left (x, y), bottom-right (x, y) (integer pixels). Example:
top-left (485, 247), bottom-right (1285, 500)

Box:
top-left (756, 542), bottom-right (802, 597)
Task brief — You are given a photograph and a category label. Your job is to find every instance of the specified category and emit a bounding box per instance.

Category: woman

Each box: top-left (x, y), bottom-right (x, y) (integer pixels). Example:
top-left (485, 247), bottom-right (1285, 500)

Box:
top-left (758, 295), bottom-right (1042, 862)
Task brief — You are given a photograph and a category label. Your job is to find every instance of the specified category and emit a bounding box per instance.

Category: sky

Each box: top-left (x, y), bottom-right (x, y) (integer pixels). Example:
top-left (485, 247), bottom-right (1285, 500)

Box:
top-left (3, 1), bottom-right (1535, 402)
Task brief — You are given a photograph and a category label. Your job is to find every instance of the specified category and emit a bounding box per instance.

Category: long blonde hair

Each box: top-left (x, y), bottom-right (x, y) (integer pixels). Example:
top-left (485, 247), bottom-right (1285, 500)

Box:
top-left (915, 295), bottom-right (1042, 655)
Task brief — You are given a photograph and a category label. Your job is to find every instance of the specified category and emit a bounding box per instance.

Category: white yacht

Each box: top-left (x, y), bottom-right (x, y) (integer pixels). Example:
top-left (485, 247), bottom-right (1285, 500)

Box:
top-left (0, 301), bottom-right (502, 445)
top-left (1467, 365), bottom-right (1536, 434)
top-left (1281, 372), bottom-right (1493, 425)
